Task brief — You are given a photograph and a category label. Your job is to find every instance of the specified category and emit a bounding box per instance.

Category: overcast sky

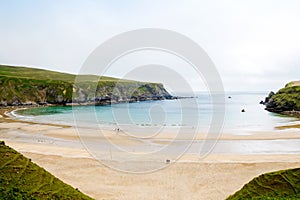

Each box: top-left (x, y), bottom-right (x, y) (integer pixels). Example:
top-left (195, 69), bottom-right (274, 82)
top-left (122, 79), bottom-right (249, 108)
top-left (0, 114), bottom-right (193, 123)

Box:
top-left (1, 0), bottom-right (300, 92)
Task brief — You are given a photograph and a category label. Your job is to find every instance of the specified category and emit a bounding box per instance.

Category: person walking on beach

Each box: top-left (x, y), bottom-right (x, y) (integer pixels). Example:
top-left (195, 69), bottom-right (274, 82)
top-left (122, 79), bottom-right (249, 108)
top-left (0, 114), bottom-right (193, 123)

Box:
top-left (114, 127), bottom-right (120, 134)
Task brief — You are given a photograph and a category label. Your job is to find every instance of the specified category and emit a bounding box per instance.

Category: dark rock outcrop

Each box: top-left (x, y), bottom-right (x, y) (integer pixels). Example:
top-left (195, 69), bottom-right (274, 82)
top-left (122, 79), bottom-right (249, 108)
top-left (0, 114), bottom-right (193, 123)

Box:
top-left (262, 91), bottom-right (275, 105)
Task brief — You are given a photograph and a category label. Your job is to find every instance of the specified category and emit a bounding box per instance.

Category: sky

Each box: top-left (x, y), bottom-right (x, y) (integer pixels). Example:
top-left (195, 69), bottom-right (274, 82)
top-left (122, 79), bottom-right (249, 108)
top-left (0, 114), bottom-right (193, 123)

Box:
top-left (1, 0), bottom-right (300, 92)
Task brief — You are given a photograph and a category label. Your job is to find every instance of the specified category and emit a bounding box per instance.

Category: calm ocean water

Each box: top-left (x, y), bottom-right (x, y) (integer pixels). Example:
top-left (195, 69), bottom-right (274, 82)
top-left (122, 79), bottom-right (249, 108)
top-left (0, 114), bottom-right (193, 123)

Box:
top-left (15, 92), bottom-right (300, 133)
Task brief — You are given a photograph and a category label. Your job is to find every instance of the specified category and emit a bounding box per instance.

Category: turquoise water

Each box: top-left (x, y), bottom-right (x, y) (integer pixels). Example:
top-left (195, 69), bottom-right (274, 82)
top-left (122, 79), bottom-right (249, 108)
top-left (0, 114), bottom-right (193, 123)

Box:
top-left (16, 92), bottom-right (299, 133)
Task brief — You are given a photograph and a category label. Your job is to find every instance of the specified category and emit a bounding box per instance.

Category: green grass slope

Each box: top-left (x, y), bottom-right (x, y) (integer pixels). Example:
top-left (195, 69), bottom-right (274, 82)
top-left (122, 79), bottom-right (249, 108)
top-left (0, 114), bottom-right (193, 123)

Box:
top-left (0, 64), bottom-right (116, 82)
top-left (0, 65), bottom-right (76, 82)
top-left (0, 64), bottom-right (155, 83)
top-left (0, 141), bottom-right (93, 200)
top-left (227, 168), bottom-right (300, 200)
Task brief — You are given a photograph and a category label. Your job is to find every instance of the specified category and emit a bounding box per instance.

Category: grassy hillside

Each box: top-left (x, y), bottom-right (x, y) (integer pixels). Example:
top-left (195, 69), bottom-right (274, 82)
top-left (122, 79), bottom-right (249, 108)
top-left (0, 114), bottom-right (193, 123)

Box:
top-left (227, 168), bottom-right (300, 200)
top-left (265, 81), bottom-right (300, 113)
top-left (0, 141), bottom-right (93, 200)
top-left (0, 65), bottom-right (171, 105)
top-left (0, 65), bottom-right (117, 82)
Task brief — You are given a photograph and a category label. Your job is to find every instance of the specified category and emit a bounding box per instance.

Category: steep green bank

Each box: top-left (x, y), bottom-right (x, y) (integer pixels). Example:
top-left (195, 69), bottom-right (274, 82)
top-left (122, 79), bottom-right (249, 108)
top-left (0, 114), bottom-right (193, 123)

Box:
top-left (0, 141), bottom-right (93, 200)
top-left (0, 65), bottom-right (172, 106)
top-left (264, 81), bottom-right (300, 116)
top-left (227, 168), bottom-right (300, 199)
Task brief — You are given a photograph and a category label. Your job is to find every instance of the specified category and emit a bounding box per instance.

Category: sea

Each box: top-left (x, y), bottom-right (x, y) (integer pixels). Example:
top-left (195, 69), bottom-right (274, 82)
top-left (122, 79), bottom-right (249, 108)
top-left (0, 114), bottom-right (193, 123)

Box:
top-left (15, 91), bottom-right (300, 133)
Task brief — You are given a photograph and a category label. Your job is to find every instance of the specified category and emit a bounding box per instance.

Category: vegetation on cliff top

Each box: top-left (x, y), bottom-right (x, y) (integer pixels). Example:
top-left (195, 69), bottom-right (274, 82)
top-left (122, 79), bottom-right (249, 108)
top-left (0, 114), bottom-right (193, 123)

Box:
top-left (0, 141), bottom-right (93, 200)
top-left (0, 65), bottom-right (171, 105)
top-left (227, 168), bottom-right (300, 200)
top-left (265, 81), bottom-right (300, 112)
top-left (285, 81), bottom-right (300, 87)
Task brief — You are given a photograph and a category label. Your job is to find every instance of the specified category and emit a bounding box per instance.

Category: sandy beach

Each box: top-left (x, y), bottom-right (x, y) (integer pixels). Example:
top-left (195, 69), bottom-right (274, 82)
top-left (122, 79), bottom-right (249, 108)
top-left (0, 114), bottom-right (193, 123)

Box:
top-left (19, 152), bottom-right (300, 200)
top-left (2, 2), bottom-right (300, 199)
top-left (1, 108), bottom-right (300, 199)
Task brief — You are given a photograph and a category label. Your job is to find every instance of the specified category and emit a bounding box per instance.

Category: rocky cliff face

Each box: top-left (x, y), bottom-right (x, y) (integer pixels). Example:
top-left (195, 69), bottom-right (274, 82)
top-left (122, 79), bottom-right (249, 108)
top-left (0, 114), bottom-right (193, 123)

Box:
top-left (0, 76), bottom-right (72, 106)
top-left (264, 81), bottom-right (300, 114)
top-left (0, 66), bottom-right (172, 106)
top-left (72, 81), bottom-right (172, 105)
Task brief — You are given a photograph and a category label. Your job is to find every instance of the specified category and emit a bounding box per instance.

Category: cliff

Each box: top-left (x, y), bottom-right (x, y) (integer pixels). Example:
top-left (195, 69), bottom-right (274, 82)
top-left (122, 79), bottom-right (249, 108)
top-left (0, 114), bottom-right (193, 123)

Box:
top-left (264, 81), bottom-right (300, 116)
top-left (0, 65), bottom-right (172, 106)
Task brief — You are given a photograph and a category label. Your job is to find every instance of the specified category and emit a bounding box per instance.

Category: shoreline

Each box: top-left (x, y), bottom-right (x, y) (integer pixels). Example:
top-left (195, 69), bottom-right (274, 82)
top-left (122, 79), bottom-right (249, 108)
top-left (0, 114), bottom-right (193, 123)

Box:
top-left (0, 105), bottom-right (43, 118)
top-left (2, 116), bottom-right (300, 141)
top-left (2, 107), bottom-right (300, 142)
top-left (281, 110), bottom-right (300, 118)
top-left (265, 107), bottom-right (300, 119)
